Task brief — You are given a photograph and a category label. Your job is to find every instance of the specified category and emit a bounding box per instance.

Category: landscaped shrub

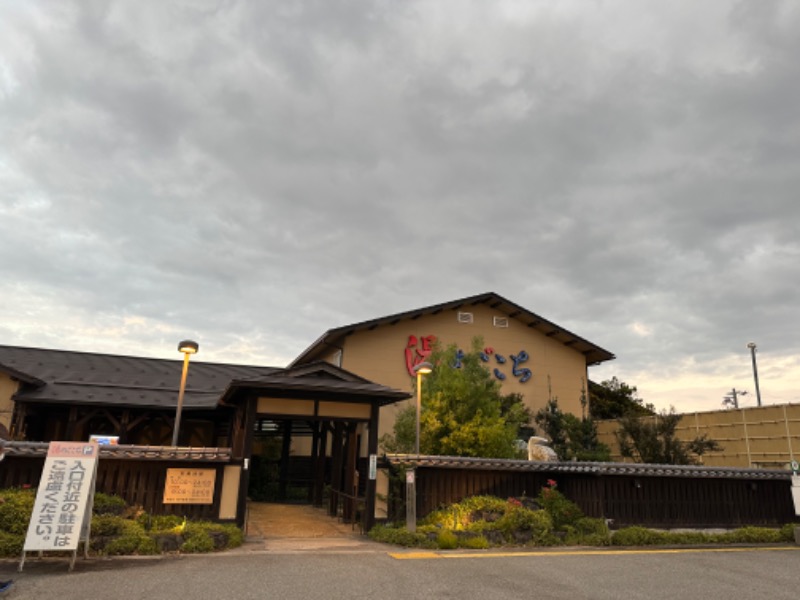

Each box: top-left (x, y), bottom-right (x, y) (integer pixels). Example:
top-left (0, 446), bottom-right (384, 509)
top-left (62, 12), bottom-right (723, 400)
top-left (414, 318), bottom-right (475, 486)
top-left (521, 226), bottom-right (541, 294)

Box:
top-left (0, 486), bottom-right (242, 556)
top-left (93, 519), bottom-right (157, 555)
top-left (496, 506), bottom-right (554, 545)
top-left (92, 493), bottom-right (128, 516)
top-left (612, 525), bottom-right (792, 547)
top-left (368, 524), bottom-right (435, 548)
top-left (423, 495), bottom-right (508, 530)
top-left (611, 526), bottom-right (668, 546)
top-left (563, 517), bottom-right (611, 546)
top-left (0, 531), bottom-right (24, 557)
top-left (91, 514), bottom-right (129, 537)
top-left (457, 533), bottom-right (490, 549)
top-left (779, 523), bottom-right (798, 542)
top-left (436, 529), bottom-right (458, 549)
top-left (137, 513), bottom-right (185, 532)
top-left (714, 526), bottom-right (784, 544)
top-left (181, 528), bottom-right (215, 553)
top-left (536, 480), bottom-right (584, 531)
top-left (0, 488), bottom-right (35, 535)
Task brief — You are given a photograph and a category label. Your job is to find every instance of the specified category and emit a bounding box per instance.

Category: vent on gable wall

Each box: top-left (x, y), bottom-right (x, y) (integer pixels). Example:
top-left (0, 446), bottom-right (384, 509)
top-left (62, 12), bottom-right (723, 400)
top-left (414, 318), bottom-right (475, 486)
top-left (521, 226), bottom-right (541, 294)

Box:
top-left (457, 312), bottom-right (474, 324)
top-left (493, 316), bottom-right (509, 328)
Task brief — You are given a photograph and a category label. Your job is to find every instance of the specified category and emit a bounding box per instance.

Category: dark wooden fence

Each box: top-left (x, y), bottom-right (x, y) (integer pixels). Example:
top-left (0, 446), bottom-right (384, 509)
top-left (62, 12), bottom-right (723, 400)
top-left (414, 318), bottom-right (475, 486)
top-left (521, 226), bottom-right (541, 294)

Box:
top-left (387, 456), bottom-right (797, 528)
top-left (1, 443), bottom-right (232, 521)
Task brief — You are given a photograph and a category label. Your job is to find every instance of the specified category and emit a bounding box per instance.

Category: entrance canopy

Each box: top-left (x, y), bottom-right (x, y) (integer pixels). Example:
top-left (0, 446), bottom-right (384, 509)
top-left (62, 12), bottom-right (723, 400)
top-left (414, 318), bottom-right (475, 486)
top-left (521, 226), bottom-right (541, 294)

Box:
top-left (221, 362), bottom-right (410, 529)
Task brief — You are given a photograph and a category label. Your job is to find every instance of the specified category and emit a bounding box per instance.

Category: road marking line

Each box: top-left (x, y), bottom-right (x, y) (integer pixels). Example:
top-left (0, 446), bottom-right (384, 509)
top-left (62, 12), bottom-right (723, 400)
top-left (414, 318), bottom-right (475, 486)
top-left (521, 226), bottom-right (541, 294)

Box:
top-left (389, 546), bottom-right (800, 560)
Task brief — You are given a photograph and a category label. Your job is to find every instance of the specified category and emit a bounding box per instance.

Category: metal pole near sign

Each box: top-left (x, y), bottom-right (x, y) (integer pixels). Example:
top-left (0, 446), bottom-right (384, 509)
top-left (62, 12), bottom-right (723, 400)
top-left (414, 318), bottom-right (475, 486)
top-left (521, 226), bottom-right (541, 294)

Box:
top-left (406, 468), bottom-right (416, 533)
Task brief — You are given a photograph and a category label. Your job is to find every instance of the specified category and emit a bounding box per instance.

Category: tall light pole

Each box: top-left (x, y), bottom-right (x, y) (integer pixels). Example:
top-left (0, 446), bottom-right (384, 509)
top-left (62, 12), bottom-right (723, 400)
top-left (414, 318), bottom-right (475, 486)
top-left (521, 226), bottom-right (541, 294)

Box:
top-left (747, 342), bottom-right (762, 408)
top-left (407, 361), bottom-right (432, 533)
top-left (172, 340), bottom-right (199, 447)
top-left (413, 362), bottom-right (433, 456)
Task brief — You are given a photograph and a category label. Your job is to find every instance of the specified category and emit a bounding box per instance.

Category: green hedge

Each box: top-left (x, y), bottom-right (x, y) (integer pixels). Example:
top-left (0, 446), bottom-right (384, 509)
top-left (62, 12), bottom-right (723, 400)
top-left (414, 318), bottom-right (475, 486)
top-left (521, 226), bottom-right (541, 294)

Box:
top-left (370, 490), bottom-right (797, 550)
top-left (0, 487), bottom-right (244, 558)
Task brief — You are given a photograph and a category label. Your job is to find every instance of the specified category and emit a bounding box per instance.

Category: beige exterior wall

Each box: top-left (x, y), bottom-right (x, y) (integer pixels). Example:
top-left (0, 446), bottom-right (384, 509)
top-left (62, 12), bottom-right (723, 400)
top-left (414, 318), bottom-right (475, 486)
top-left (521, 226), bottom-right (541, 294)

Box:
top-left (336, 304), bottom-right (591, 439)
top-left (219, 465), bottom-right (242, 520)
top-left (597, 403), bottom-right (800, 469)
top-left (0, 373), bottom-right (18, 433)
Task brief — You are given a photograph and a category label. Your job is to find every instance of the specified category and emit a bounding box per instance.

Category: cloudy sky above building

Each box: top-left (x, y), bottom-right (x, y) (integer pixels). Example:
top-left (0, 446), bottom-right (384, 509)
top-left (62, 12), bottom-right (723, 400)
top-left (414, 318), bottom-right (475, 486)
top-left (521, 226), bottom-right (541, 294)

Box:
top-left (1, 0), bottom-right (798, 413)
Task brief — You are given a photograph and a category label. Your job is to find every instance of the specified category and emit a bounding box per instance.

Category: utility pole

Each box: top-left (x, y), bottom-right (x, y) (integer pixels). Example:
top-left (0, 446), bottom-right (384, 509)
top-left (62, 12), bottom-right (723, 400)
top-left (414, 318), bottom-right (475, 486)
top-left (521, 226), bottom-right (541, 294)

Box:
top-left (722, 388), bottom-right (747, 409)
top-left (747, 342), bottom-right (762, 407)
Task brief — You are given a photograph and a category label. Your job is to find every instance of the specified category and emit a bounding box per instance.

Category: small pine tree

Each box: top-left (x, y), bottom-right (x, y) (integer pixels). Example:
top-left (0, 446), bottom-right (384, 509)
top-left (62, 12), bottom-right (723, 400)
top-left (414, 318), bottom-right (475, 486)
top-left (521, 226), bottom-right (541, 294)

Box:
top-left (381, 338), bottom-right (531, 458)
top-left (615, 407), bottom-right (721, 465)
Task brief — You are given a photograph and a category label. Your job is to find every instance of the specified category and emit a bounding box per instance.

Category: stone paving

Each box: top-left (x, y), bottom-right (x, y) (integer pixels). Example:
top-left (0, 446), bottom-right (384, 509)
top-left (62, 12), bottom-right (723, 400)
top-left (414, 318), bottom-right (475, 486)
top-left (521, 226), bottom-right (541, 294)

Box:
top-left (242, 503), bottom-right (383, 553)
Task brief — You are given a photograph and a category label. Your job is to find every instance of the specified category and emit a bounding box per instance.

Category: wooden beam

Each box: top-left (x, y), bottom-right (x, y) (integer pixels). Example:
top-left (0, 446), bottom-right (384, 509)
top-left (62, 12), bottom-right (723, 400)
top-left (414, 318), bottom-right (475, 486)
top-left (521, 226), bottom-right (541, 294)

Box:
top-left (364, 402), bottom-right (380, 531)
top-left (279, 420), bottom-right (293, 500)
top-left (329, 423), bottom-right (345, 517)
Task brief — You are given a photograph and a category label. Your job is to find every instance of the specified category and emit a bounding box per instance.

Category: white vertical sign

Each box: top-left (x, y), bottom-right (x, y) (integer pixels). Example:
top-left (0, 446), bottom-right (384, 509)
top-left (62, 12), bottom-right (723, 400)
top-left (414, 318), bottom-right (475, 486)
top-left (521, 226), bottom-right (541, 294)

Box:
top-left (369, 454), bottom-right (377, 480)
top-left (23, 442), bottom-right (99, 552)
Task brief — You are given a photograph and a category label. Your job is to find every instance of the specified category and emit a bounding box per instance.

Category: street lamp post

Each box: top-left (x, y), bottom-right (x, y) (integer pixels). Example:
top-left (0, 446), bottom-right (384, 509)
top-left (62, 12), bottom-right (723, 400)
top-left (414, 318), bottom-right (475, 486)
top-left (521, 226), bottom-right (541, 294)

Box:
top-left (407, 361), bottom-right (432, 533)
top-left (413, 362), bottom-right (433, 456)
top-left (172, 340), bottom-right (199, 447)
top-left (747, 342), bottom-right (762, 408)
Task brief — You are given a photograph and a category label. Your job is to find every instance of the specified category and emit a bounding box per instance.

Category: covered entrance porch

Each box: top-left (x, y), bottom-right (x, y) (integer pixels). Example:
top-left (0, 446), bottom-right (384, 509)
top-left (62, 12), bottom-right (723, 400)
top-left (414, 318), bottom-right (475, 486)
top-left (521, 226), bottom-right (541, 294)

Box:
top-left (224, 363), bottom-right (409, 531)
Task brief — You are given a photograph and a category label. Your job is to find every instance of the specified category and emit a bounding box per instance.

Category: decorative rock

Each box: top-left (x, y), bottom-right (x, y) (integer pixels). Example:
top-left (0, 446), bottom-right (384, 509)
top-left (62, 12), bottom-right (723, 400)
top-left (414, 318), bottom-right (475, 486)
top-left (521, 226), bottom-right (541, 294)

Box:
top-left (528, 437), bottom-right (558, 462)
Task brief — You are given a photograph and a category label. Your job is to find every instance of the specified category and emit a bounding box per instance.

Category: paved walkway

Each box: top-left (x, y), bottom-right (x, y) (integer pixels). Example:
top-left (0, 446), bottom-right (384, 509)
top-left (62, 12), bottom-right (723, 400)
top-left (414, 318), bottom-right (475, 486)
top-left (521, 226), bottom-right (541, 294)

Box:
top-left (243, 503), bottom-right (381, 553)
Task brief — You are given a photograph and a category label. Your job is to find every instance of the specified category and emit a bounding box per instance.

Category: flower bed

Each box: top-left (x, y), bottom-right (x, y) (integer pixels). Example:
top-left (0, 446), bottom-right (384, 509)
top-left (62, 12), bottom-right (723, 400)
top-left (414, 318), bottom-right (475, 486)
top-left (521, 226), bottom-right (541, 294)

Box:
top-left (369, 480), bottom-right (797, 550)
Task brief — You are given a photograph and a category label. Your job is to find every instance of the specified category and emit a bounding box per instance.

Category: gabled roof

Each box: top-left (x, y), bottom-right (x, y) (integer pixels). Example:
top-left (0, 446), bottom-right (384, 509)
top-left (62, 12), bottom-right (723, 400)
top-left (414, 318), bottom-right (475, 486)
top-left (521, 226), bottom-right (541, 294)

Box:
top-left (289, 292), bottom-right (616, 367)
top-left (0, 345), bottom-right (278, 410)
top-left (220, 373), bottom-right (410, 406)
top-left (0, 345), bottom-right (410, 411)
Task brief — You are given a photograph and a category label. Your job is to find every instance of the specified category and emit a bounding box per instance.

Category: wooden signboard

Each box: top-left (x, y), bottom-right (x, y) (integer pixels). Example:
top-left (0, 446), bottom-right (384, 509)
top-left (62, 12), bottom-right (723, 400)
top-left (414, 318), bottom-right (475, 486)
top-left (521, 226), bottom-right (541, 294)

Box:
top-left (163, 468), bottom-right (216, 505)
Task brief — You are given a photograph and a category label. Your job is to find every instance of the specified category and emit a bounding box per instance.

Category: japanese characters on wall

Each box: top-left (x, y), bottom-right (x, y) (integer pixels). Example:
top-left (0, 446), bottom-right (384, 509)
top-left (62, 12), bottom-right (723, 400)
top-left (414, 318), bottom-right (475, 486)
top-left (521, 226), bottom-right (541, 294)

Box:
top-left (405, 334), bottom-right (532, 383)
top-left (163, 468), bottom-right (217, 505)
top-left (24, 441), bottom-right (99, 552)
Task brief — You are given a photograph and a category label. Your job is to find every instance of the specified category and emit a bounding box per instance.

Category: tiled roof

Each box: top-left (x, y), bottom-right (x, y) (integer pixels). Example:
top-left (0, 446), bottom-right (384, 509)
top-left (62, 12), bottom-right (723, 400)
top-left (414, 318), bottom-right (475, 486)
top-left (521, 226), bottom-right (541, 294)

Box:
top-left (0, 345), bottom-right (279, 409)
top-left (0, 440), bottom-right (231, 462)
top-left (0, 345), bottom-right (410, 410)
top-left (290, 291), bottom-right (616, 367)
top-left (222, 373), bottom-right (411, 405)
top-left (384, 454), bottom-right (792, 481)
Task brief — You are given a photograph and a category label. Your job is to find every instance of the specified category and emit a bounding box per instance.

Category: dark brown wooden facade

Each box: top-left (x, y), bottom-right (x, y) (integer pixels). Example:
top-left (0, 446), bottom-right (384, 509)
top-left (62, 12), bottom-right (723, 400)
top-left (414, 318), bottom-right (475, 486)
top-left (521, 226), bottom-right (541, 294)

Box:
top-left (387, 456), bottom-right (797, 528)
top-left (1, 443), bottom-right (231, 521)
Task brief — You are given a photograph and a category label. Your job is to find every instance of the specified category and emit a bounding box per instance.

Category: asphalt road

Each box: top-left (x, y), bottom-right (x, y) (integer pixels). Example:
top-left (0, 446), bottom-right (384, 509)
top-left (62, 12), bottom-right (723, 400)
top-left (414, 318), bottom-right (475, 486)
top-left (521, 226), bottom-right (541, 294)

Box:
top-left (2, 545), bottom-right (799, 600)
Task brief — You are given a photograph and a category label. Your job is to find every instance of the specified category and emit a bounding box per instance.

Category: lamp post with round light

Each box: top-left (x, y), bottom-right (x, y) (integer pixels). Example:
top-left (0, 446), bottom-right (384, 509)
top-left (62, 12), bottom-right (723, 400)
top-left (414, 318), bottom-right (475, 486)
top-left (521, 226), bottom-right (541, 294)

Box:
top-left (406, 361), bottom-right (432, 533)
top-left (747, 342), bottom-right (762, 408)
top-left (413, 362), bottom-right (433, 456)
top-left (172, 340), bottom-right (199, 447)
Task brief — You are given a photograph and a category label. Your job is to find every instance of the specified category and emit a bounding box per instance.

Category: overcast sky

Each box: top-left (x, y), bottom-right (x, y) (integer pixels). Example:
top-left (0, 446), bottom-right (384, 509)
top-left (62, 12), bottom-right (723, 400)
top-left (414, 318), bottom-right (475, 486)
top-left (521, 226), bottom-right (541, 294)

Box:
top-left (1, 1), bottom-right (798, 413)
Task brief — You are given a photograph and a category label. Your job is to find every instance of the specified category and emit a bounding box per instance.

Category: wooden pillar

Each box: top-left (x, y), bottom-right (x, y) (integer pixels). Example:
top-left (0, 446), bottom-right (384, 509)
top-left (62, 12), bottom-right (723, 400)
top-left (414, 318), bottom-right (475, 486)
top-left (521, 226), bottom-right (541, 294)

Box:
top-left (329, 423), bottom-right (344, 517)
top-left (118, 409), bottom-right (131, 444)
top-left (10, 403), bottom-right (27, 439)
top-left (364, 401), bottom-right (380, 531)
top-left (313, 423), bottom-right (329, 506)
top-left (308, 421), bottom-right (320, 503)
top-left (235, 395), bottom-right (257, 529)
top-left (65, 406), bottom-right (78, 441)
top-left (279, 420), bottom-right (293, 500)
top-left (343, 423), bottom-right (358, 522)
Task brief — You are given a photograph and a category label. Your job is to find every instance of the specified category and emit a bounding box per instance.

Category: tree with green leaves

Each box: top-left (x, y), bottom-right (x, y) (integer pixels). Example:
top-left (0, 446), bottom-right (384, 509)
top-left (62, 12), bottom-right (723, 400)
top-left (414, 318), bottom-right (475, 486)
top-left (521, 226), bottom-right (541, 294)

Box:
top-left (615, 407), bottom-right (721, 465)
top-left (380, 338), bottom-right (531, 458)
top-left (589, 377), bottom-right (655, 420)
top-left (534, 396), bottom-right (611, 462)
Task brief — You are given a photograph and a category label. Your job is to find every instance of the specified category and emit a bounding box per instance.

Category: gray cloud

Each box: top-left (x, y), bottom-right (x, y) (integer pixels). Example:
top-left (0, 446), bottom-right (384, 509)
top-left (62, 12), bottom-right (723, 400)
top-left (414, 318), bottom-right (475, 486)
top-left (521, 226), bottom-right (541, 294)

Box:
top-left (1, 1), bottom-right (799, 410)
